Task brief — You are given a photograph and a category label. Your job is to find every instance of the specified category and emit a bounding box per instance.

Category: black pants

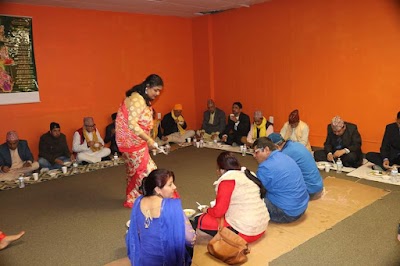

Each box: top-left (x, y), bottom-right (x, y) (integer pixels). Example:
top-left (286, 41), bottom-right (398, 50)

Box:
top-left (366, 152), bottom-right (400, 169)
top-left (314, 150), bottom-right (362, 168)
top-left (225, 133), bottom-right (244, 146)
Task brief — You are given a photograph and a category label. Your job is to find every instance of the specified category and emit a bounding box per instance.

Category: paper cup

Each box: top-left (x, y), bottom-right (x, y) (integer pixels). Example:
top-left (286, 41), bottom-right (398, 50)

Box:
top-left (187, 137), bottom-right (191, 143)
top-left (152, 149), bottom-right (157, 156)
top-left (324, 164), bottom-right (330, 172)
top-left (196, 142), bottom-right (200, 148)
top-left (62, 166), bottom-right (68, 174)
top-left (32, 173), bottom-right (39, 181)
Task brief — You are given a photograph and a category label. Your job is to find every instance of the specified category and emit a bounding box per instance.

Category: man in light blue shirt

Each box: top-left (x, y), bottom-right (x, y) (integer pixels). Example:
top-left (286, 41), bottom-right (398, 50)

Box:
top-left (269, 133), bottom-right (324, 200)
top-left (253, 137), bottom-right (309, 223)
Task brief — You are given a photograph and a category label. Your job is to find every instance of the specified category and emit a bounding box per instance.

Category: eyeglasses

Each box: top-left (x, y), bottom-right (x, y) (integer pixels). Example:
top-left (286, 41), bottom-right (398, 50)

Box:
top-left (85, 124), bottom-right (96, 128)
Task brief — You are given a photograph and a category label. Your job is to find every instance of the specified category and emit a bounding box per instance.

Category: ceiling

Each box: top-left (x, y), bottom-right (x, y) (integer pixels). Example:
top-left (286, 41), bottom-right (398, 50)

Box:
top-left (5, 0), bottom-right (271, 17)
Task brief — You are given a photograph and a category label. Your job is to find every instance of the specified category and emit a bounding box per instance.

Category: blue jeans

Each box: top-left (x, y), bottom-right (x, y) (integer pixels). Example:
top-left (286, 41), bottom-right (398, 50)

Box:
top-left (264, 197), bottom-right (304, 223)
top-left (38, 156), bottom-right (70, 170)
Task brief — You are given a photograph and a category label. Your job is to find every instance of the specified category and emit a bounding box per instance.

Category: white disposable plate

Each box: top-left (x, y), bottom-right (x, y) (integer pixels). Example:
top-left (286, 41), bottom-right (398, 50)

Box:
top-left (183, 209), bottom-right (196, 218)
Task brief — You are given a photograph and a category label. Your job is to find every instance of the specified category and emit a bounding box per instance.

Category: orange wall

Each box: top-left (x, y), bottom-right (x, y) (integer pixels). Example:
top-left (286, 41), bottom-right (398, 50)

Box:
top-left (207, 0), bottom-right (400, 152)
top-left (0, 3), bottom-right (196, 158)
top-left (2, 0), bottom-right (400, 158)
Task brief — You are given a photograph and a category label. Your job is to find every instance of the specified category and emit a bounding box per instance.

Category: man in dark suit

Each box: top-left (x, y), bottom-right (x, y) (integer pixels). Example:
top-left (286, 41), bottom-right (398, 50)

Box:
top-left (198, 99), bottom-right (226, 141)
top-left (0, 131), bottom-right (39, 180)
top-left (366, 111), bottom-right (400, 170)
top-left (220, 102), bottom-right (250, 146)
top-left (104, 112), bottom-right (120, 155)
top-left (314, 116), bottom-right (363, 167)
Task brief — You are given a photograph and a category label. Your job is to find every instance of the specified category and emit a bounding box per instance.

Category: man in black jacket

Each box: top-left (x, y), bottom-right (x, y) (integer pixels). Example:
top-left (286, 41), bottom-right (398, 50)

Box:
top-left (161, 104), bottom-right (195, 143)
top-left (38, 122), bottom-right (74, 170)
top-left (220, 102), bottom-right (250, 146)
top-left (314, 116), bottom-right (363, 167)
top-left (366, 111), bottom-right (400, 170)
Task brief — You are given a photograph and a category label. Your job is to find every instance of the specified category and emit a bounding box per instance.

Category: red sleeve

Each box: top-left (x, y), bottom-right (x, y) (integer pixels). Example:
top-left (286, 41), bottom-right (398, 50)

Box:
top-left (207, 180), bottom-right (235, 218)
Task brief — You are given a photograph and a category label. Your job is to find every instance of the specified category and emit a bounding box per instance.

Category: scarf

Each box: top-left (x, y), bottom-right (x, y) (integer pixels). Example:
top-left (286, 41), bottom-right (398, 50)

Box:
top-left (171, 110), bottom-right (186, 135)
top-left (83, 128), bottom-right (101, 152)
top-left (253, 117), bottom-right (267, 139)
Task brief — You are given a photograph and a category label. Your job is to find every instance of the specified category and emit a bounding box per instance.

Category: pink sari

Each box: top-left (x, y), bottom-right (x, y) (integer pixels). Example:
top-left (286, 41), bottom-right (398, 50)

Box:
top-left (124, 144), bottom-right (156, 208)
top-left (116, 94), bottom-right (156, 208)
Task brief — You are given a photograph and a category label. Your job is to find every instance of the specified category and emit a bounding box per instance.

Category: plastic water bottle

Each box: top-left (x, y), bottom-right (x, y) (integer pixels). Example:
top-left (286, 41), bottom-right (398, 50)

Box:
top-left (113, 152), bottom-right (119, 165)
top-left (72, 161), bottom-right (78, 174)
top-left (336, 158), bottom-right (343, 174)
top-left (242, 145), bottom-right (247, 157)
top-left (18, 174), bottom-right (25, 188)
top-left (390, 167), bottom-right (398, 183)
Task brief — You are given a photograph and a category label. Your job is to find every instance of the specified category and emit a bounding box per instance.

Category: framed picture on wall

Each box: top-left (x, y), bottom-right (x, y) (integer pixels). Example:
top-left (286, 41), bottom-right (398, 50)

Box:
top-left (0, 14), bottom-right (40, 105)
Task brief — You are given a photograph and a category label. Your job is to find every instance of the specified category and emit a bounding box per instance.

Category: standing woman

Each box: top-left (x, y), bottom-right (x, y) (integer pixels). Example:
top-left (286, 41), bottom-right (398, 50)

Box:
top-left (126, 169), bottom-right (195, 265)
top-left (116, 74), bottom-right (163, 208)
top-left (195, 151), bottom-right (270, 243)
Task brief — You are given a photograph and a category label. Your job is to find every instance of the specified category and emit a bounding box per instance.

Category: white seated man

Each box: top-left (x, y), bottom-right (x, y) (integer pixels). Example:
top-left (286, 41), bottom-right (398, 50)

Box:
top-left (72, 117), bottom-right (111, 163)
top-left (0, 131), bottom-right (39, 181)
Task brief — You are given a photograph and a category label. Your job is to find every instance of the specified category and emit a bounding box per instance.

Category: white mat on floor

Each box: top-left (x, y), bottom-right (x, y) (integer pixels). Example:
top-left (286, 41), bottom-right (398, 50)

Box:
top-left (347, 162), bottom-right (400, 186)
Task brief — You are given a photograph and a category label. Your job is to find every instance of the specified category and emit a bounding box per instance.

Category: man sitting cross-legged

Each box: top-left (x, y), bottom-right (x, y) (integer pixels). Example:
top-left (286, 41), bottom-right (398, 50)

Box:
top-left (161, 104), bottom-right (195, 144)
top-left (38, 122), bottom-right (74, 170)
top-left (268, 133), bottom-right (324, 200)
top-left (197, 99), bottom-right (226, 141)
top-left (366, 111), bottom-right (400, 171)
top-left (241, 110), bottom-right (273, 147)
top-left (253, 137), bottom-right (309, 223)
top-left (0, 131), bottom-right (39, 181)
top-left (72, 117), bottom-right (111, 164)
top-left (220, 102), bottom-right (250, 146)
top-left (314, 116), bottom-right (363, 168)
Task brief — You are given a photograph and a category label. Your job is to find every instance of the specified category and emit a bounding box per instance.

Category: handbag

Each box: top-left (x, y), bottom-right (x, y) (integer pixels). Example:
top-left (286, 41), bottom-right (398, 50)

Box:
top-left (207, 217), bottom-right (250, 265)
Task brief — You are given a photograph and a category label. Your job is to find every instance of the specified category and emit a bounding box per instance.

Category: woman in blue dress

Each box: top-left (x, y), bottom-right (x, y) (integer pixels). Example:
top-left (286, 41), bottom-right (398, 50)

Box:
top-left (126, 169), bottom-right (195, 266)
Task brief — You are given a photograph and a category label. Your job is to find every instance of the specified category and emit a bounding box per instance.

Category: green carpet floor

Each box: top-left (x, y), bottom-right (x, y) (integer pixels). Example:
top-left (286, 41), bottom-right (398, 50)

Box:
top-left (1, 147), bottom-right (400, 265)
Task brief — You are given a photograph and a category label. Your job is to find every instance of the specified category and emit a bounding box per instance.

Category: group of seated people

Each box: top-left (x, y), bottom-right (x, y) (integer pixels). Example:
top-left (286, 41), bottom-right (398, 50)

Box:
top-left (197, 99), bottom-right (400, 171)
top-left (126, 141), bottom-right (323, 265)
top-left (126, 107), bottom-right (400, 264)
top-left (0, 116), bottom-right (117, 181)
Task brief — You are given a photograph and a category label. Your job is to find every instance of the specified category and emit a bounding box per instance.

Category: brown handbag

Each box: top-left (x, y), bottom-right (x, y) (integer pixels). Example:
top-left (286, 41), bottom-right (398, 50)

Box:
top-left (207, 217), bottom-right (250, 265)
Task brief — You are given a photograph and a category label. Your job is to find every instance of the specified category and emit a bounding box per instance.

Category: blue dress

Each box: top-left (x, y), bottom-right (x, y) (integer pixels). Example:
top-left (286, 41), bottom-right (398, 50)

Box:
top-left (126, 196), bottom-right (192, 266)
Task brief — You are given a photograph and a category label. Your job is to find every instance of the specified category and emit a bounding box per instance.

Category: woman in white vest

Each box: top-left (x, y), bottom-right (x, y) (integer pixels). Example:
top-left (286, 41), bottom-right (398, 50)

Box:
top-left (194, 151), bottom-right (270, 243)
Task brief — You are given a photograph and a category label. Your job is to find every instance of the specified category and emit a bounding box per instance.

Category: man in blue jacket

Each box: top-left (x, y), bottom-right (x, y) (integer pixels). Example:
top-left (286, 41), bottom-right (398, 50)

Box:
top-left (253, 137), bottom-right (309, 223)
top-left (269, 133), bottom-right (324, 200)
top-left (0, 131), bottom-right (39, 181)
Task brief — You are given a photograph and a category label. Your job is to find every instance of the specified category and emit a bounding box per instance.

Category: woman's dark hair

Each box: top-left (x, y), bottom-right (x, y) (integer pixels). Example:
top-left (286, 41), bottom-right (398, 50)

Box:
top-left (216, 151), bottom-right (266, 198)
top-left (125, 74), bottom-right (164, 106)
top-left (141, 169), bottom-right (175, 196)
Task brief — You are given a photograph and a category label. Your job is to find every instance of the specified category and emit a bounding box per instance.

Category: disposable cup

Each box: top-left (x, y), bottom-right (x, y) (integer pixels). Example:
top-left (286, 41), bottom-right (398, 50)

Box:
top-left (62, 166), bottom-right (68, 174)
top-left (32, 173), bottom-right (39, 181)
top-left (325, 164), bottom-right (330, 172)
top-left (196, 142), bottom-right (200, 148)
top-left (187, 137), bottom-right (191, 143)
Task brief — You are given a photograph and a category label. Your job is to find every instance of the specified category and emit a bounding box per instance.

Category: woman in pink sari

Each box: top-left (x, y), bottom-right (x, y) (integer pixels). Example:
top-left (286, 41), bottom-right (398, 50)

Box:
top-left (116, 74), bottom-right (164, 208)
